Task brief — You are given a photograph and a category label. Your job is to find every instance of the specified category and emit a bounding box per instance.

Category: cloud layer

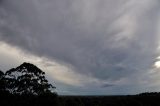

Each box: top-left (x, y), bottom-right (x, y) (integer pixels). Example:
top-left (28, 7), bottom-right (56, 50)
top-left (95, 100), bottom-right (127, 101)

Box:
top-left (0, 0), bottom-right (160, 95)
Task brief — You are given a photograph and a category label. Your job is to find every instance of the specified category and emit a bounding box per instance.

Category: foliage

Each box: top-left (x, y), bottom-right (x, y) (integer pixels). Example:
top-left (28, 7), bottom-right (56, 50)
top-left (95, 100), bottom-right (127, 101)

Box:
top-left (0, 70), bottom-right (4, 78)
top-left (1, 62), bottom-right (55, 95)
top-left (0, 70), bottom-right (6, 92)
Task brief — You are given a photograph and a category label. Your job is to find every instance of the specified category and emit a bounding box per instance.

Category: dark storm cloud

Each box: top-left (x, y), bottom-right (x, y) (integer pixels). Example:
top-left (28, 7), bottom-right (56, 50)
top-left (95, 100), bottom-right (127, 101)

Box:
top-left (0, 0), bottom-right (160, 85)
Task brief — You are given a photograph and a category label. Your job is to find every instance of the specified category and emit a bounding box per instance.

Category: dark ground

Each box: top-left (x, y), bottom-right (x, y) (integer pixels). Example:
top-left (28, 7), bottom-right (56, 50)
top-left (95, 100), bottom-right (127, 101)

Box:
top-left (1, 92), bottom-right (160, 106)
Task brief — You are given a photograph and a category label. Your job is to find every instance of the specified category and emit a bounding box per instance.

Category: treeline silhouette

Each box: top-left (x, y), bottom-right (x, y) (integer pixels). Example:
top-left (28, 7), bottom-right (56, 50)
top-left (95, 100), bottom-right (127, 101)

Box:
top-left (1, 62), bottom-right (160, 106)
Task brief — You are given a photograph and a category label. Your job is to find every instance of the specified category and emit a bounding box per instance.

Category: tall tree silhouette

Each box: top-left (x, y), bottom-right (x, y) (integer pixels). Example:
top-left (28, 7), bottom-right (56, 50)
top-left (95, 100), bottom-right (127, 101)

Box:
top-left (5, 62), bottom-right (55, 95)
top-left (0, 70), bottom-right (5, 91)
top-left (0, 70), bottom-right (4, 79)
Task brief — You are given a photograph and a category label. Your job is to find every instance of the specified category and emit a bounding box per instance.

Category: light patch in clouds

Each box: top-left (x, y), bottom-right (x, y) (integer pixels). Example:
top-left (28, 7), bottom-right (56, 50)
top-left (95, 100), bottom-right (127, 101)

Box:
top-left (0, 42), bottom-right (24, 70)
top-left (154, 61), bottom-right (160, 68)
top-left (0, 42), bottom-right (82, 86)
top-left (153, 56), bottom-right (160, 68)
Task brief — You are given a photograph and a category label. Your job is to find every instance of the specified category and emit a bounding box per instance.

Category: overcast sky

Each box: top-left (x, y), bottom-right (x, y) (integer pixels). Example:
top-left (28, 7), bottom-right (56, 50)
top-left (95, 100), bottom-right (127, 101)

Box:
top-left (0, 0), bottom-right (160, 95)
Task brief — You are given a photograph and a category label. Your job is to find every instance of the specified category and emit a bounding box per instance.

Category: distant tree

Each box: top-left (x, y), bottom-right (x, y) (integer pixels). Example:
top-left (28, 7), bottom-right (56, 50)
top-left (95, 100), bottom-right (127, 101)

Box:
top-left (5, 62), bottom-right (56, 95)
top-left (0, 70), bottom-right (5, 91)
top-left (0, 70), bottom-right (4, 78)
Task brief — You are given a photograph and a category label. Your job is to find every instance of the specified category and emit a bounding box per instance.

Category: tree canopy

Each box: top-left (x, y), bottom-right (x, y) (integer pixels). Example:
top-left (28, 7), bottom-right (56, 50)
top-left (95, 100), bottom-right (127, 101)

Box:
top-left (0, 62), bottom-right (56, 95)
top-left (0, 70), bottom-right (5, 91)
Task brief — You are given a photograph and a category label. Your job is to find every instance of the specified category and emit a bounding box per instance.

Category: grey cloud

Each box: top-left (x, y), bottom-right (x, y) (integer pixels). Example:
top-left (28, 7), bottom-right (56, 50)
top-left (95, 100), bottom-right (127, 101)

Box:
top-left (101, 84), bottom-right (114, 88)
top-left (0, 0), bottom-right (160, 92)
